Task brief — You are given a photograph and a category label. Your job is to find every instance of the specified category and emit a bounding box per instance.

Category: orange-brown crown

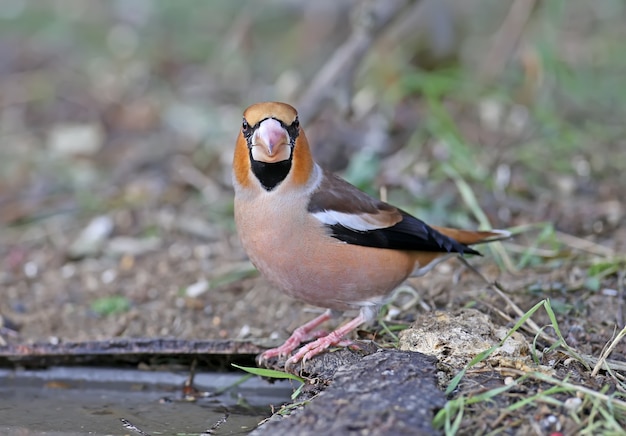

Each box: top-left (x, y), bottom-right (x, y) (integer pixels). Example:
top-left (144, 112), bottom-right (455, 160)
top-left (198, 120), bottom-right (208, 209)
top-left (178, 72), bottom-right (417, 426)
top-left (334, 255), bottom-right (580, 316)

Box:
top-left (243, 101), bottom-right (298, 126)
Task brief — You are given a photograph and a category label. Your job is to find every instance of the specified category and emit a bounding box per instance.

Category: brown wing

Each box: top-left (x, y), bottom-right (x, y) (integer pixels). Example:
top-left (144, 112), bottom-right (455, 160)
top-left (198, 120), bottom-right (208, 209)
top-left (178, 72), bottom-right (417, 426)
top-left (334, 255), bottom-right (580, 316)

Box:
top-left (308, 170), bottom-right (481, 255)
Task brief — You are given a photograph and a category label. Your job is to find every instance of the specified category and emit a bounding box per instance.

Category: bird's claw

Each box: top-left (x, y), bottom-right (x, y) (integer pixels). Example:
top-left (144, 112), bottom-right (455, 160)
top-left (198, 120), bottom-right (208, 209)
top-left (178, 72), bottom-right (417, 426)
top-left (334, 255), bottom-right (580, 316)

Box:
top-left (284, 331), bottom-right (349, 366)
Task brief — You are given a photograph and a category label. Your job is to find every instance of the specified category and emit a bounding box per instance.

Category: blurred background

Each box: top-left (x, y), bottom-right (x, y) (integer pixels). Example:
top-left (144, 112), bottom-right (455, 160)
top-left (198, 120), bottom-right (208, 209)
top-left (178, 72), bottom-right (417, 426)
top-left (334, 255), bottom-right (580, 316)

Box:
top-left (1, 0), bottom-right (625, 344)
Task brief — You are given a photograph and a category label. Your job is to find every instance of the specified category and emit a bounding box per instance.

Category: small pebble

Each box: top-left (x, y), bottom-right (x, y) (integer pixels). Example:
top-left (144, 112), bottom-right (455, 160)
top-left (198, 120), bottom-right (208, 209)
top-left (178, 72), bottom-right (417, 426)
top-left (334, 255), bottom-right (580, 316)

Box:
top-left (563, 397), bottom-right (582, 411)
top-left (175, 297), bottom-right (186, 309)
top-left (185, 280), bottom-right (209, 298)
top-left (269, 331), bottom-right (281, 340)
top-left (68, 216), bottom-right (114, 258)
top-left (48, 123), bottom-right (103, 156)
top-left (106, 236), bottom-right (161, 257)
top-left (61, 263), bottom-right (77, 278)
top-left (540, 414), bottom-right (561, 432)
top-left (238, 324), bottom-right (251, 338)
top-left (602, 288), bottom-right (618, 297)
top-left (23, 261), bottom-right (38, 278)
top-left (479, 99), bottom-right (504, 131)
top-left (101, 269), bottom-right (117, 284)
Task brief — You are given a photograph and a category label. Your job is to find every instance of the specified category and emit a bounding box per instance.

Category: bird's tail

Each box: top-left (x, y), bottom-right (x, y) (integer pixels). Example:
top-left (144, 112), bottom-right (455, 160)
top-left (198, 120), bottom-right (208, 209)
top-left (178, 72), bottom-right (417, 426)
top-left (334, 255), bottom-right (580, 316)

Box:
top-left (431, 227), bottom-right (511, 246)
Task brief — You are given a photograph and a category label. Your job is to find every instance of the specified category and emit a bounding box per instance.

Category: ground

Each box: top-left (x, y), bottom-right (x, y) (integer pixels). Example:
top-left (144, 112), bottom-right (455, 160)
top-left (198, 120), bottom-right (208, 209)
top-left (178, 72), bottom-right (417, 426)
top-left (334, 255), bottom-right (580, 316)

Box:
top-left (1, 1), bottom-right (626, 435)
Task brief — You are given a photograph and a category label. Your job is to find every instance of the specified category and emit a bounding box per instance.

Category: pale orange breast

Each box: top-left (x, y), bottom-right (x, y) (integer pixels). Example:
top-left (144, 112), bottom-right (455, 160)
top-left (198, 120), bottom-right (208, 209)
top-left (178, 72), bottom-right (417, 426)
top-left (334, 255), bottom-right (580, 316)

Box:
top-left (234, 188), bottom-right (417, 311)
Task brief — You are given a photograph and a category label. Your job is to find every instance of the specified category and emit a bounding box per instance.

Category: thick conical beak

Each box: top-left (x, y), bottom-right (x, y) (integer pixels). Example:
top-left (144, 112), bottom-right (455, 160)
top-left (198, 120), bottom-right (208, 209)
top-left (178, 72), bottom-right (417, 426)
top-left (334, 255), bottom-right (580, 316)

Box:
top-left (251, 118), bottom-right (291, 163)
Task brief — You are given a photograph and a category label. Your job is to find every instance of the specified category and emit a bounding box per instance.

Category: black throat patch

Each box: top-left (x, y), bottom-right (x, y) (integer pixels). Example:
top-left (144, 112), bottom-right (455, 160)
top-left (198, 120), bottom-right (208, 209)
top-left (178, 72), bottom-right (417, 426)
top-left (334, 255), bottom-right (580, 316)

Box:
top-left (250, 154), bottom-right (292, 191)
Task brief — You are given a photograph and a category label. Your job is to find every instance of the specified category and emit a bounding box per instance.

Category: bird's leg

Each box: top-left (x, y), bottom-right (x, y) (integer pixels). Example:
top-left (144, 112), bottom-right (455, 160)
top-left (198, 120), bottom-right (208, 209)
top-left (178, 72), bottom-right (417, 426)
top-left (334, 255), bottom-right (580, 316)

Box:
top-left (286, 310), bottom-right (368, 365)
top-left (261, 309), bottom-right (334, 360)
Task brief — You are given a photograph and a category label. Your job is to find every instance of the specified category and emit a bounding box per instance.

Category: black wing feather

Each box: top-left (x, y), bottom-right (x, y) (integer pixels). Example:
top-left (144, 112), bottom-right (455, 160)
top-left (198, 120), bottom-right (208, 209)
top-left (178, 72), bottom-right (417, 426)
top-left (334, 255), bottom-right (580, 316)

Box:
top-left (328, 210), bottom-right (481, 255)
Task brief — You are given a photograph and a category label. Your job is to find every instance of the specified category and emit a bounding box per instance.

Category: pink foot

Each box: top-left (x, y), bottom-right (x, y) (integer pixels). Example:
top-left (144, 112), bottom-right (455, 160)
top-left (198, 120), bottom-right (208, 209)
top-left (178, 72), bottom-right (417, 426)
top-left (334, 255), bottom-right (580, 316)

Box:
top-left (261, 310), bottom-right (333, 360)
top-left (286, 330), bottom-right (345, 365)
top-left (285, 312), bottom-right (367, 365)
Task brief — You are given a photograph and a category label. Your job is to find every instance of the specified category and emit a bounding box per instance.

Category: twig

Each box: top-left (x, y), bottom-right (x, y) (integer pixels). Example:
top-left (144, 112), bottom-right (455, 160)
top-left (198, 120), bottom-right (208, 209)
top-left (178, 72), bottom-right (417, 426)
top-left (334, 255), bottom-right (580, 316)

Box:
top-left (504, 369), bottom-right (626, 411)
top-left (502, 243), bottom-right (559, 258)
top-left (296, 0), bottom-right (411, 123)
top-left (120, 418), bottom-right (152, 436)
top-left (171, 155), bottom-right (223, 203)
top-left (591, 323), bottom-right (626, 377)
top-left (205, 412), bottom-right (230, 435)
top-left (555, 230), bottom-right (616, 257)
top-left (479, 299), bottom-right (515, 325)
top-left (459, 256), bottom-right (626, 375)
top-left (585, 355), bottom-right (626, 374)
top-left (618, 270), bottom-right (625, 327)
top-left (456, 255), bottom-right (554, 343)
top-left (480, 0), bottom-right (539, 81)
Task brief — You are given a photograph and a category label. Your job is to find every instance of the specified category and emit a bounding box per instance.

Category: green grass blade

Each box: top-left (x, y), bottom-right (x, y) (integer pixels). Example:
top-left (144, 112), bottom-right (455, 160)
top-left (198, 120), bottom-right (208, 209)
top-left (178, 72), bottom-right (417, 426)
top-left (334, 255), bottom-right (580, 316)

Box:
top-left (231, 363), bottom-right (306, 383)
top-left (542, 300), bottom-right (591, 370)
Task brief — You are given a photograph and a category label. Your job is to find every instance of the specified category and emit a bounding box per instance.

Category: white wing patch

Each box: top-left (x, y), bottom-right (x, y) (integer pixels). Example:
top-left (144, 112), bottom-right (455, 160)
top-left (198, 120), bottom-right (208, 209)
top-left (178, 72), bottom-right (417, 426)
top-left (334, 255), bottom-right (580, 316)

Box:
top-left (312, 210), bottom-right (386, 232)
top-left (483, 229), bottom-right (512, 240)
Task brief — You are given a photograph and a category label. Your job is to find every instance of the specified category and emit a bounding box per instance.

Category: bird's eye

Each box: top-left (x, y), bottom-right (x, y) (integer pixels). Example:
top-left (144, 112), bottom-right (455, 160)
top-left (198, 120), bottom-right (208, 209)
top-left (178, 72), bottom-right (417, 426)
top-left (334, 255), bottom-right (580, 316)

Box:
top-left (293, 117), bottom-right (299, 129)
top-left (242, 118), bottom-right (249, 132)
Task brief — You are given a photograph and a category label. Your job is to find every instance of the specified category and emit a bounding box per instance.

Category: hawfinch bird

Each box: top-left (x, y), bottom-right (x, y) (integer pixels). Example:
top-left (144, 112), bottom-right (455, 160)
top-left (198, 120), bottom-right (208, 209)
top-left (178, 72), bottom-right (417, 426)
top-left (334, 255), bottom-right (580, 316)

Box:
top-left (233, 102), bottom-right (509, 365)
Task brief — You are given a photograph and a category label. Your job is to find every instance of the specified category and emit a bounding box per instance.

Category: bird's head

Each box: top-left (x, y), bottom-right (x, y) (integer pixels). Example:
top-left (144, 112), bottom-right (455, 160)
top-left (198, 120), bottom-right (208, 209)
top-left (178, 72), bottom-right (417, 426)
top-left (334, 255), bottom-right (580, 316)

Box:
top-left (234, 102), bottom-right (314, 191)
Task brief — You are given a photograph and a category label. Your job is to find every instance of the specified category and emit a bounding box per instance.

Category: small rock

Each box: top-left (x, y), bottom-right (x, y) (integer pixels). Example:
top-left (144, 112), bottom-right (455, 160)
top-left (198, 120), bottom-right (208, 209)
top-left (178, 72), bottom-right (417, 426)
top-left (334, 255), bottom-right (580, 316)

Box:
top-left (602, 288), bottom-right (618, 297)
top-left (539, 414), bottom-right (561, 433)
top-left (68, 216), bottom-right (114, 259)
top-left (479, 99), bottom-right (504, 131)
top-left (175, 216), bottom-right (218, 240)
top-left (48, 123), bottom-right (104, 156)
top-left (398, 308), bottom-right (530, 369)
top-left (101, 269), bottom-right (117, 284)
top-left (505, 104), bottom-right (529, 135)
top-left (164, 104), bottom-right (211, 142)
top-left (61, 263), bottom-right (77, 278)
top-left (105, 236), bottom-right (161, 257)
top-left (238, 324), bottom-right (251, 338)
top-left (185, 280), bottom-right (209, 298)
top-left (563, 397), bottom-right (582, 412)
top-left (23, 261), bottom-right (38, 278)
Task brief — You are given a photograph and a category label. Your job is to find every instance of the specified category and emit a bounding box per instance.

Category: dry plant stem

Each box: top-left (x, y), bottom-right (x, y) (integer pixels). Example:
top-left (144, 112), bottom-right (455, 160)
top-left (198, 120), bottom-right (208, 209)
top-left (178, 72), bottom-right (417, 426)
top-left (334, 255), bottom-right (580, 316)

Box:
top-left (479, 299), bottom-right (515, 325)
top-left (503, 244), bottom-right (559, 257)
top-left (588, 270), bottom-right (626, 377)
top-left (555, 230), bottom-right (616, 257)
top-left (120, 418), bottom-right (151, 436)
top-left (171, 155), bottom-right (222, 203)
top-left (503, 369), bottom-right (626, 410)
top-left (455, 255), bottom-right (554, 343)
top-left (591, 323), bottom-right (626, 377)
top-left (184, 358), bottom-right (198, 391)
top-left (488, 241), bottom-right (517, 275)
top-left (480, 0), bottom-right (538, 81)
top-left (296, 0), bottom-right (410, 123)
top-left (616, 269), bottom-right (625, 327)
top-left (458, 257), bottom-right (626, 375)
top-left (577, 355), bottom-right (626, 374)
top-left (207, 413), bottom-right (230, 433)
top-left (490, 410), bottom-right (513, 432)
